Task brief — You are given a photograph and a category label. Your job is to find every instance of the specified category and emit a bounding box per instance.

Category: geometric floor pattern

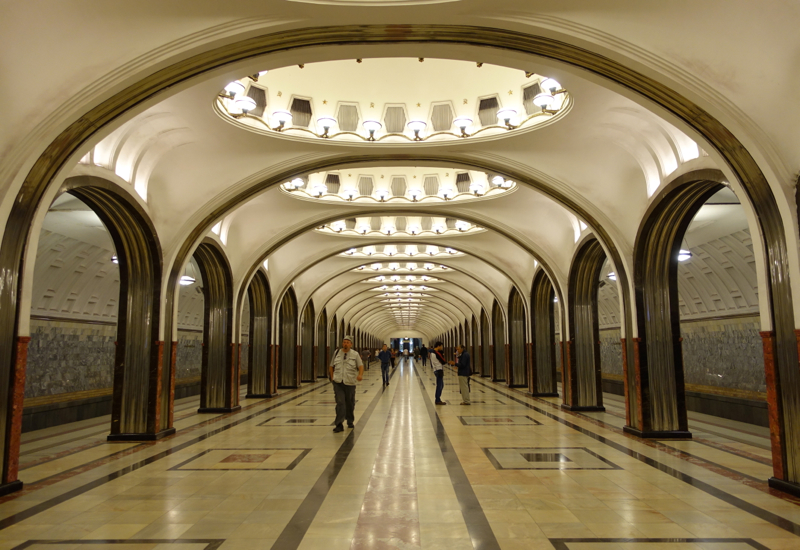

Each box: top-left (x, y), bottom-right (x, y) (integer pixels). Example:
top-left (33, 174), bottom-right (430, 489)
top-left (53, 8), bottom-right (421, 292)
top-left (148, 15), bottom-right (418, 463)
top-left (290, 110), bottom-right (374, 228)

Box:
top-left (1, 358), bottom-right (793, 550)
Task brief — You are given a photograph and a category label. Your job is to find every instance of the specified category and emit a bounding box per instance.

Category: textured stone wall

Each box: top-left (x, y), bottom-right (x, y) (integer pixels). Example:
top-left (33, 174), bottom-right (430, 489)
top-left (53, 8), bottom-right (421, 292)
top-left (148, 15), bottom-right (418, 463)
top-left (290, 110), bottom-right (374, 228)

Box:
top-left (599, 328), bottom-right (623, 376)
top-left (681, 316), bottom-right (764, 392)
top-left (25, 319), bottom-right (116, 398)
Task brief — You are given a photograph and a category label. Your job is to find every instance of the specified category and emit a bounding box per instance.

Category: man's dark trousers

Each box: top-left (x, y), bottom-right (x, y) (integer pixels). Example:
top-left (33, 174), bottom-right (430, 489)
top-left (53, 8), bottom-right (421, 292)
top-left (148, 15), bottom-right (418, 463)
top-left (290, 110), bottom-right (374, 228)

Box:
top-left (332, 380), bottom-right (356, 427)
top-left (381, 363), bottom-right (390, 384)
top-left (434, 370), bottom-right (444, 402)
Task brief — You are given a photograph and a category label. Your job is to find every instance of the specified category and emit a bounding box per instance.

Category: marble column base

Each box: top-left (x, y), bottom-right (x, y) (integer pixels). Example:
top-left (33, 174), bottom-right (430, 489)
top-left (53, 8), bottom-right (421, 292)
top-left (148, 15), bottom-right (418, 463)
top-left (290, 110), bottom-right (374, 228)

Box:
top-left (623, 426), bottom-right (692, 439)
top-left (245, 393), bottom-right (274, 398)
top-left (768, 477), bottom-right (800, 498)
top-left (561, 404), bottom-right (605, 412)
top-left (107, 427), bottom-right (176, 442)
top-left (0, 480), bottom-right (22, 497)
top-left (198, 405), bottom-right (242, 414)
top-left (532, 391), bottom-right (559, 397)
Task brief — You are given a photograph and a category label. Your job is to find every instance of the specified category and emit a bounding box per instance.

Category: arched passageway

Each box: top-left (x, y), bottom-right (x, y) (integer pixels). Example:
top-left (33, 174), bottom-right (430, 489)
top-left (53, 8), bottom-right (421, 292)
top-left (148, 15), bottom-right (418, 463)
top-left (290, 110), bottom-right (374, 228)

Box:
top-left (194, 239), bottom-right (238, 414)
top-left (530, 271), bottom-right (559, 397)
top-left (300, 300), bottom-right (315, 383)
top-left (317, 309), bottom-right (328, 378)
top-left (492, 300), bottom-right (507, 382)
top-left (508, 288), bottom-right (527, 388)
top-left (245, 270), bottom-right (272, 398)
top-left (278, 288), bottom-right (299, 389)
top-left (563, 237), bottom-right (606, 412)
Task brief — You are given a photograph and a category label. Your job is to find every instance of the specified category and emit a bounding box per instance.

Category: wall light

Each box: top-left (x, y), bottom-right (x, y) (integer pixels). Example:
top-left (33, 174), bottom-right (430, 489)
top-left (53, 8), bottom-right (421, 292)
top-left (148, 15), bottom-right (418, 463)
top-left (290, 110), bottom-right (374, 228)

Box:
top-left (454, 117), bottom-right (472, 137)
top-left (371, 263), bottom-right (383, 270)
top-left (317, 116), bottom-right (336, 138)
top-left (272, 110), bottom-right (293, 131)
top-left (111, 255), bottom-right (119, 264)
top-left (223, 81), bottom-right (245, 98)
top-left (179, 275), bottom-right (196, 286)
top-left (407, 120), bottom-right (427, 141)
top-left (496, 108), bottom-right (517, 128)
top-left (678, 249), bottom-right (693, 262)
top-left (363, 120), bottom-right (382, 141)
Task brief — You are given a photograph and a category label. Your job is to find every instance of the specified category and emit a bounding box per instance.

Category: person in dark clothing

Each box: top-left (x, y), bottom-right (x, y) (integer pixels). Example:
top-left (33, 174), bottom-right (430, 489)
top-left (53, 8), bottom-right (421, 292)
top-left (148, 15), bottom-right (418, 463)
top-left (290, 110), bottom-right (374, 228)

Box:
top-left (431, 342), bottom-right (447, 404)
top-left (419, 345), bottom-right (428, 367)
top-left (390, 348), bottom-right (396, 369)
top-left (448, 345), bottom-right (471, 405)
top-left (378, 344), bottom-right (392, 386)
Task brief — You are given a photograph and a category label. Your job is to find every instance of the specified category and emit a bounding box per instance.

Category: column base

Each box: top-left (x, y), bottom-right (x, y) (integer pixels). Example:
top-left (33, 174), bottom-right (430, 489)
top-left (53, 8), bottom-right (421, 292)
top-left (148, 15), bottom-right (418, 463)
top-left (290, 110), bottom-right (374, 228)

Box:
top-left (561, 404), bottom-right (606, 412)
top-left (245, 393), bottom-right (274, 399)
top-left (198, 406), bottom-right (242, 414)
top-left (107, 427), bottom-right (176, 442)
top-left (768, 477), bottom-right (800, 498)
top-left (623, 426), bottom-right (692, 439)
top-left (0, 480), bottom-right (22, 497)
top-left (507, 384), bottom-right (527, 389)
top-left (532, 392), bottom-right (559, 397)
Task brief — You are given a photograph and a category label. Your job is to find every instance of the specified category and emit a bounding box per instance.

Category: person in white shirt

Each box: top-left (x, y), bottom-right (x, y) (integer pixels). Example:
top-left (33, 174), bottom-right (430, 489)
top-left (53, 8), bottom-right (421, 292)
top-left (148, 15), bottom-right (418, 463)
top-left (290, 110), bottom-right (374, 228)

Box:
top-left (329, 335), bottom-right (364, 432)
top-left (430, 341), bottom-right (447, 405)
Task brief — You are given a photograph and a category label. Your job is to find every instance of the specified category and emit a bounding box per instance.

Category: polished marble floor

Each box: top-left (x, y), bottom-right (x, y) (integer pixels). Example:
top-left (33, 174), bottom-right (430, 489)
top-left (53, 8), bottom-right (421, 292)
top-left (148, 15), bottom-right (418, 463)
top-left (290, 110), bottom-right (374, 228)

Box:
top-left (0, 359), bottom-right (797, 549)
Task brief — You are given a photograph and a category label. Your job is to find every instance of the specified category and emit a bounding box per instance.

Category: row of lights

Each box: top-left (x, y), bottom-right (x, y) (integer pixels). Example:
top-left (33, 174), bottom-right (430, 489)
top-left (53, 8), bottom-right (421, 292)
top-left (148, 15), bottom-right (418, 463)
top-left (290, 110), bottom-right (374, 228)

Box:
top-left (361, 262), bottom-right (447, 271)
top-left (372, 275), bottom-right (432, 282)
top-left (325, 220), bottom-right (471, 235)
top-left (346, 246), bottom-right (458, 256)
top-left (223, 78), bottom-right (564, 140)
top-left (286, 177), bottom-right (511, 200)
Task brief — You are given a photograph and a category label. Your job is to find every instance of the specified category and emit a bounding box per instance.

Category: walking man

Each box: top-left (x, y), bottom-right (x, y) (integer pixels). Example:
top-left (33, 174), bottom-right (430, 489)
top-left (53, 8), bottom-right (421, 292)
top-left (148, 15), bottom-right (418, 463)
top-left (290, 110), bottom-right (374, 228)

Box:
top-left (329, 335), bottom-right (363, 433)
top-left (378, 344), bottom-right (392, 386)
top-left (449, 344), bottom-right (471, 405)
top-left (431, 341), bottom-right (447, 405)
top-left (419, 344), bottom-right (428, 367)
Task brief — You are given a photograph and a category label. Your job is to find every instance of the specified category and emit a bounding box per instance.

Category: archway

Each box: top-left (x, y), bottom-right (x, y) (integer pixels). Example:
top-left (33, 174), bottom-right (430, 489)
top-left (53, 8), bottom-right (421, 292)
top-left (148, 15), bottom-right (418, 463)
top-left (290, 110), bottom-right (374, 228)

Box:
top-left (246, 270), bottom-right (272, 398)
top-left (531, 271), bottom-right (559, 397)
top-left (492, 300), bottom-right (507, 382)
top-left (300, 300), bottom-right (315, 383)
top-left (508, 288), bottom-right (527, 388)
top-left (563, 237), bottom-right (605, 411)
top-left (480, 309), bottom-right (491, 378)
top-left (278, 288), bottom-right (299, 389)
top-left (471, 315), bottom-right (479, 375)
top-left (317, 309), bottom-right (328, 378)
top-left (194, 239), bottom-right (238, 413)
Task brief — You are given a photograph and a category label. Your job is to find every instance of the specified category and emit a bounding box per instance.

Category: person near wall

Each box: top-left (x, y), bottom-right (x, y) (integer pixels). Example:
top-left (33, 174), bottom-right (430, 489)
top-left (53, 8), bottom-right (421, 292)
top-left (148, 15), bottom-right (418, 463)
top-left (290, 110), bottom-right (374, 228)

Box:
top-left (329, 335), bottom-right (364, 433)
top-left (378, 344), bottom-right (392, 386)
top-left (448, 344), bottom-right (471, 405)
top-left (431, 341), bottom-right (447, 405)
top-left (390, 348), bottom-right (396, 369)
top-left (419, 345), bottom-right (428, 367)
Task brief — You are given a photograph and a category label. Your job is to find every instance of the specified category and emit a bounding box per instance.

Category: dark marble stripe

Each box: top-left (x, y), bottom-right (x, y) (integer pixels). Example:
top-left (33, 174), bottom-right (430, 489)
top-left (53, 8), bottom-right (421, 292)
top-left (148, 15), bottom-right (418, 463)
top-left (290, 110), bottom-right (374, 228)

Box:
top-left (269, 366), bottom-right (397, 550)
top-left (11, 540), bottom-right (224, 550)
top-left (0, 382), bottom-right (328, 529)
top-left (413, 361), bottom-right (500, 550)
top-left (471, 376), bottom-right (800, 536)
top-left (549, 537), bottom-right (769, 550)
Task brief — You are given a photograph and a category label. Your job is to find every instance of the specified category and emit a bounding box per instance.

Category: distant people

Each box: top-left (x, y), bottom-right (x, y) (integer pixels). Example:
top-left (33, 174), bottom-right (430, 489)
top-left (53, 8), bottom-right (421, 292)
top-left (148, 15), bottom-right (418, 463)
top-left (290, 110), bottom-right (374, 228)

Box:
top-left (378, 344), bottom-right (392, 386)
top-left (449, 344), bottom-right (471, 405)
top-left (390, 348), bottom-right (396, 369)
top-left (431, 341), bottom-right (447, 405)
top-left (329, 335), bottom-right (363, 433)
top-left (360, 348), bottom-right (371, 370)
top-left (419, 345), bottom-right (428, 367)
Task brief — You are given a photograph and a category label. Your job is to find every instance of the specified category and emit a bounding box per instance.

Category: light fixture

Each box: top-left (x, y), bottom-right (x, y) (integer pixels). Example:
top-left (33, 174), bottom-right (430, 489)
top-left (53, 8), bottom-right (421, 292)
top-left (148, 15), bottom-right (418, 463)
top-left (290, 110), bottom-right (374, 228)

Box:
top-left (455, 220), bottom-right (470, 232)
top-left (678, 249), bottom-right (693, 262)
top-left (432, 222), bottom-right (446, 234)
top-left (272, 110), bottom-right (293, 130)
top-left (421, 276), bottom-right (430, 281)
top-left (440, 265), bottom-right (448, 270)
top-left (341, 186), bottom-right (359, 201)
top-left (608, 272), bottom-right (617, 281)
top-left (406, 245), bottom-right (418, 256)
top-left (441, 188), bottom-right (453, 201)
top-left (407, 120), bottom-right (427, 141)
top-left (445, 247), bottom-right (457, 254)
top-left (223, 81), bottom-right (245, 98)
top-left (454, 117), bottom-right (472, 137)
top-left (179, 275), bottom-right (195, 286)
top-left (408, 188), bottom-right (423, 202)
top-left (288, 177), bottom-right (304, 189)
top-left (389, 262), bottom-right (400, 271)
top-left (491, 175), bottom-right (506, 187)
top-left (233, 95), bottom-right (256, 115)
top-left (371, 263), bottom-right (383, 270)
top-left (358, 223), bottom-right (370, 235)
top-left (363, 246), bottom-right (375, 255)
top-left (424, 263), bottom-right (434, 270)
top-left (407, 263), bottom-right (417, 271)
top-left (357, 265), bottom-right (365, 270)
top-left (317, 116), bottom-right (336, 138)
top-left (553, 296), bottom-right (559, 303)
top-left (391, 275), bottom-right (400, 281)
top-left (363, 120), bottom-right (382, 141)
top-left (469, 180), bottom-right (485, 196)
top-left (533, 92), bottom-right (555, 110)
top-left (345, 248), bottom-right (356, 255)
top-left (375, 189), bottom-right (389, 202)
top-left (496, 108), bottom-right (517, 128)
top-left (383, 224), bottom-right (396, 235)
top-left (426, 246), bottom-right (439, 255)
top-left (310, 183), bottom-right (327, 197)
top-left (541, 78), bottom-right (561, 94)
top-left (384, 245), bottom-right (397, 256)
top-left (406, 275), bottom-right (416, 281)
top-left (110, 255), bottom-right (119, 264)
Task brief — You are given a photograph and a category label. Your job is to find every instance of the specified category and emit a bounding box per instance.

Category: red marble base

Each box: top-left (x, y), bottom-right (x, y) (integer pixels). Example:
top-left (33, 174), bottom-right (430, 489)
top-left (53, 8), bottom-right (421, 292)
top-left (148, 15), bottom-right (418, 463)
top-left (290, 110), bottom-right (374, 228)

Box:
top-left (762, 330), bottom-right (785, 480)
top-left (5, 337), bottom-right (30, 484)
top-left (623, 426), bottom-right (691, 439)
top-left (0, 480), bottom-right (22, 497)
